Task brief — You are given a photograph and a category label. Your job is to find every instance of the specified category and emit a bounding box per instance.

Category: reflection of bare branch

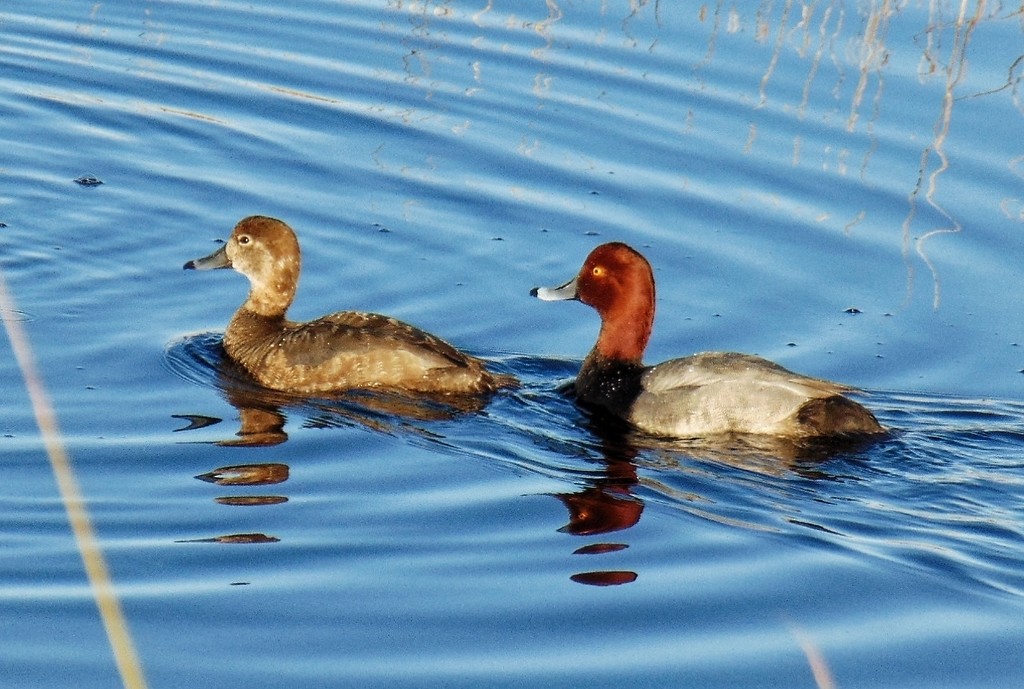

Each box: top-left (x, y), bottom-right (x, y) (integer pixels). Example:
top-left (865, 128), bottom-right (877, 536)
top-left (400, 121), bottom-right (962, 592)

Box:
top-left (847, 0), bottom-right (893, 133)
top-left (528, 0), bottom-right (564, 60)
top-left (844, 210), bottom-right (867, 235)
top-left (623, 0), bottom-right (662, 47)
top-left (744, 122), bottom-right (758, 154)
top-left (903, 0), bottom-right (986, 309)
top-left (827, 5), bottom-right (848, 106)
top-left (697, 0), bottom-right (726, 69)
top-left (758, 0), bottom-right (795, 108)
top-left (471, 0), bottom-right (493, 27)
top-left (958, 54), bottom-right (1024, 103)
top-left (1002, 155), bottom-right (1024, 223)
top-left (797, 3), bottom-right (836, 119)
top-left (376, 0), bottom-right (1017, 315)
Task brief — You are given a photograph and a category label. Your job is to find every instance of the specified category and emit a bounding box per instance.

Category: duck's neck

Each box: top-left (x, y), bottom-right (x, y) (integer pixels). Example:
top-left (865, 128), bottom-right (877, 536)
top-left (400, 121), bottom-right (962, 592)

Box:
top-left (242, 279), bottom-right (295, 318)
top-left (593, 288), bottom-right (653, 365)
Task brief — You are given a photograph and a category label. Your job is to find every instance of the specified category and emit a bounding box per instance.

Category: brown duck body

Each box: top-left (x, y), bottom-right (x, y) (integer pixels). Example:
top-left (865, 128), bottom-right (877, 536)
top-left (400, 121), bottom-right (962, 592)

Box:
top-left (186, 216), bottom-right (513, 395)
top-left (221, 309), bottom-right (505, 394)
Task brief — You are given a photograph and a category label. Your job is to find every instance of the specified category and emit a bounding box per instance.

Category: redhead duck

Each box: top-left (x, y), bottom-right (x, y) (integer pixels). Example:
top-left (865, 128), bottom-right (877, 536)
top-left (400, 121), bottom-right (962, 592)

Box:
top-left (531, 242), bottom-right (884, 440)
top-left (185, 216), bottom-right (514, 395)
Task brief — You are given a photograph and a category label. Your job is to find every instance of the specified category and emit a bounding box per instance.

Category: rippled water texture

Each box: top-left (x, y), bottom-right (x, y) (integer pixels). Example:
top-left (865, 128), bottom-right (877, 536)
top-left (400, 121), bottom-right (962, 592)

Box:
top-left (2, 2), bottom-right (1024, 688)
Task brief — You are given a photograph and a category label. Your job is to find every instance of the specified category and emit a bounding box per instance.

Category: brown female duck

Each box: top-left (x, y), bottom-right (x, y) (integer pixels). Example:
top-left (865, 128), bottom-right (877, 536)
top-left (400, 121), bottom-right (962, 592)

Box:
top-left (185, 216), bottom-right (514, 395)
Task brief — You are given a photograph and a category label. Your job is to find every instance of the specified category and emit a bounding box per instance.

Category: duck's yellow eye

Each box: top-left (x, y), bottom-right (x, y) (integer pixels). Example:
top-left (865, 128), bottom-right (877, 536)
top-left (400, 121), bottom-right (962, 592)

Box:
top-left (591, 265), bottom-right (605, 277)
top-left (237, 235), bottom-right (251, 246)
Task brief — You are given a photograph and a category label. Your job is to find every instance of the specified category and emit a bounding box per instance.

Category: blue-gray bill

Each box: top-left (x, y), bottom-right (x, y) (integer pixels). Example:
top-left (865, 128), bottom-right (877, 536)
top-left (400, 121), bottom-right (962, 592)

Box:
top-left (530, 276), bottom-right (579, 301)
top-left (184, 243), bottom-right (231, 271)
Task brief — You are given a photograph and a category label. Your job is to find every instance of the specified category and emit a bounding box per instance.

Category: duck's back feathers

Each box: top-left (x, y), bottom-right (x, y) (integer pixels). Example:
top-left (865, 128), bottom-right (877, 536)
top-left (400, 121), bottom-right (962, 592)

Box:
top-left (224, 308), bottom-right (512, 395)
top-left (284, 311), bottom-right (476, 371)
top-left (640, 352), bottom-right (854, 396)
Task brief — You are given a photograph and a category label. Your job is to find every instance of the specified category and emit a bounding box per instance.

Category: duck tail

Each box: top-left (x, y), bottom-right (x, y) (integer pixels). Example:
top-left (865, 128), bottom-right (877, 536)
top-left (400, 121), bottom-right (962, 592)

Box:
top-left (486, 371), bottom-right (520, 391)
top-left (796, 395), bottom-right (885, 437)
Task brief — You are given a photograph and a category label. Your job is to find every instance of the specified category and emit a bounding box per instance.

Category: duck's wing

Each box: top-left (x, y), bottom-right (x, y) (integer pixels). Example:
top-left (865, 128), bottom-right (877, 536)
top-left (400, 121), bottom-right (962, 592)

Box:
top-left (627, 352), bottom-right (874, 437)
top-left (640, 352), bottom-right (857, 397)
top-left (281, 311), bottom-right (477, 370)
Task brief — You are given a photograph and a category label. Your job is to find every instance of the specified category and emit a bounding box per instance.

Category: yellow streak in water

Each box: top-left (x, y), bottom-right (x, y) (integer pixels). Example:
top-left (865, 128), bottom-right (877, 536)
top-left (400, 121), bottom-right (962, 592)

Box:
top-left (791, 625), bottom-right (837, 689)
top-left (0, 272), bottom-right (148, 689)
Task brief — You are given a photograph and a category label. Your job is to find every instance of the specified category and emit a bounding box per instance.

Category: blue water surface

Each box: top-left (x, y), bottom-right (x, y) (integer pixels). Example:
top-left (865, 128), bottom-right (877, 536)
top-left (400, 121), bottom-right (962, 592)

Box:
top-left (2, 1), bottom-right (1024, 687)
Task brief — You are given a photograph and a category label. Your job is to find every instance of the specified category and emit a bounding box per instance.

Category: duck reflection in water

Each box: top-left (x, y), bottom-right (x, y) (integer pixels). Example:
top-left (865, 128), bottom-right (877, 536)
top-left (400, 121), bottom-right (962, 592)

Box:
top-left (173, 340), bottom-right (501, 547)
top-left (558, 392), bottom-right (882, 586)
top-left (555, 405), bottom-right (644, 587)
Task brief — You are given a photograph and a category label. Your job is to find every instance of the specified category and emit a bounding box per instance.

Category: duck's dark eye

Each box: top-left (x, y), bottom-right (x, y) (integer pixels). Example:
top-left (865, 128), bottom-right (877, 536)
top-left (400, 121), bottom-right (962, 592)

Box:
top-left (237, 235), bottom-right (251, 245)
